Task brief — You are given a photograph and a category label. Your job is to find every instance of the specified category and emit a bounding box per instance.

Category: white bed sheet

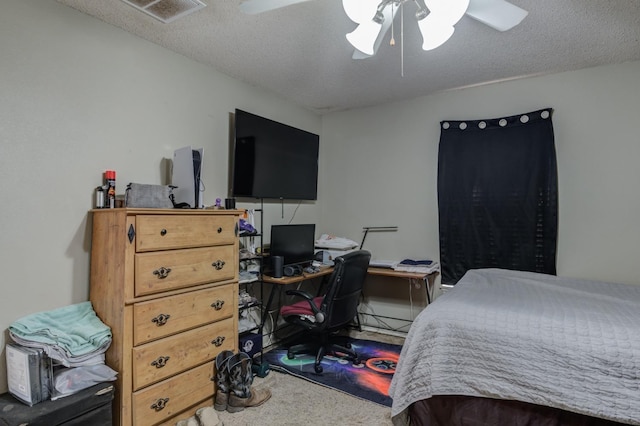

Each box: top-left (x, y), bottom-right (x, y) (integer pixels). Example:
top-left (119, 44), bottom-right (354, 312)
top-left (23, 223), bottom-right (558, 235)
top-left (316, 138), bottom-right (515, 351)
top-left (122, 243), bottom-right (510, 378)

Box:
top-left (389, 268), bottom-right (640, 425)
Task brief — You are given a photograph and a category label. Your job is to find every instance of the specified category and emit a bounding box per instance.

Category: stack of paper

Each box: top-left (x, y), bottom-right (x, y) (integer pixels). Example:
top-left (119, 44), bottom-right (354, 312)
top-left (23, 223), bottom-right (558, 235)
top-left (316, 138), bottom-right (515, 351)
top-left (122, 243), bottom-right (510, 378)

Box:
top-left (393, 259), bottom-right (440, 274)
top-left (369, 259), bottom-right (399, 269)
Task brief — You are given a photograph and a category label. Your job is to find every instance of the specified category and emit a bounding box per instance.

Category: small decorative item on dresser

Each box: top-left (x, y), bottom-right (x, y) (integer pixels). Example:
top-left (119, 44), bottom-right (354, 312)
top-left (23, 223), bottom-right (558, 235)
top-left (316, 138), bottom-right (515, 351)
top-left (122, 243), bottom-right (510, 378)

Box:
top-left (95, 186), bottom-right (105, 209)
top-left (224, 198), bottom-right (236, 209)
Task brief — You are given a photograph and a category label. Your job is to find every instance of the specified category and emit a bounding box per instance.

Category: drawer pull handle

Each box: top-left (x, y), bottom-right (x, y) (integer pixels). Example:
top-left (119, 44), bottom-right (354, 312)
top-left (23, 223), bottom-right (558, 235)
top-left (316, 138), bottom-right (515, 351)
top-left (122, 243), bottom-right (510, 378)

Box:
top-left (211, 300), bottom-right (225, 310)
top-left (212, 336), bottom-right (226, 347)
top-left (151, 397), bottom-right (170, 412)
top-left (217, 227), bottom-right (223, 233)
top-left (151, 356), bottom-right (170, 368)
top-left (153, 267), bottom-right (172, 279)
top-left (212, 260), bottom-right (226, 270)
top-left (160, 229), bottom-right (167, 236)
top-left (151, 313), bottom-right (171, 326)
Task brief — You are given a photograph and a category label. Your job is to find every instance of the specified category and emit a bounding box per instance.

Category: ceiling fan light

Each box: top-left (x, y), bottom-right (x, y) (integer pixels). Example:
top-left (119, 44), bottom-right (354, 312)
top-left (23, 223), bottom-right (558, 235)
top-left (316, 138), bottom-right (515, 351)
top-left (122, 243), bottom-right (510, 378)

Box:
top-left (342, 0), bottom-right (380, 24)
top-left (423, 0), bottom-right (470, 25)
top-left (346, 20), bottom-right (383, 56)
top-left (417, 16), bottom-right (455, 51)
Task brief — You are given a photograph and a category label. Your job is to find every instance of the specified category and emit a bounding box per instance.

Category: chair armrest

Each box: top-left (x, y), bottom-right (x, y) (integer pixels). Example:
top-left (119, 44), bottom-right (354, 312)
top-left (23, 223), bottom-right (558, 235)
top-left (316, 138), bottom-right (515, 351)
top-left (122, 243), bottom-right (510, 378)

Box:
top-left (285, 289), bottom-right (313, 300)
top-left (285, 290), bottom-right (321, 315)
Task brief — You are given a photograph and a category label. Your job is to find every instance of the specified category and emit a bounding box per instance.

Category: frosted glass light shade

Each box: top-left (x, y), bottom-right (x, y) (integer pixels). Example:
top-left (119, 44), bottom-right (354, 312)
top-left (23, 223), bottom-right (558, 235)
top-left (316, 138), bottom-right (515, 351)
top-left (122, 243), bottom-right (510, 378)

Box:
top-left (417, 16), bottom-right (455, 51)
top-left (346, 19), bottom-right (383, 55)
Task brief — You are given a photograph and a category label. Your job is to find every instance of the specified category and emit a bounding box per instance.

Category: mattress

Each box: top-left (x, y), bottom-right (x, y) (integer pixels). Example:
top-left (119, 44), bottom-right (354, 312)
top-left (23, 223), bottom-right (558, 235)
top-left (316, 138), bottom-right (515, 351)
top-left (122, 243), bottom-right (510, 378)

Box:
top-left (389, 269), bottom-right (640, 425)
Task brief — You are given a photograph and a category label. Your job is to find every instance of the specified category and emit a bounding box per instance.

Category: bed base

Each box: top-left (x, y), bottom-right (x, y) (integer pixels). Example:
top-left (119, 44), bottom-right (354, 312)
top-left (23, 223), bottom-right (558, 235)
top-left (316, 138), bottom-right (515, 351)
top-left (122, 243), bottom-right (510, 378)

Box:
top-left (408, 396), bottom-right (629, 426)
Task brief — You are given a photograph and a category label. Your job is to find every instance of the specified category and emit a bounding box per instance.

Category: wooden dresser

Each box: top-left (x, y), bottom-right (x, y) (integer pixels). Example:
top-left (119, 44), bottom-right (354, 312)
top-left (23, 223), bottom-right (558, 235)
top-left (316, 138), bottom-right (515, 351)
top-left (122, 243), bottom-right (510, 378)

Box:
top-left (89, 209), bottom-right (240, 426)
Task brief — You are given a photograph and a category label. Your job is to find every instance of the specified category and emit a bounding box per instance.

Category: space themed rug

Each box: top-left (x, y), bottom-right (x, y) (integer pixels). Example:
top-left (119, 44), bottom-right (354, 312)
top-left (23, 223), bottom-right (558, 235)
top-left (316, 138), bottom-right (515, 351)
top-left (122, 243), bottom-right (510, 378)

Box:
top-left (263, 338), bottom-right (402, 407)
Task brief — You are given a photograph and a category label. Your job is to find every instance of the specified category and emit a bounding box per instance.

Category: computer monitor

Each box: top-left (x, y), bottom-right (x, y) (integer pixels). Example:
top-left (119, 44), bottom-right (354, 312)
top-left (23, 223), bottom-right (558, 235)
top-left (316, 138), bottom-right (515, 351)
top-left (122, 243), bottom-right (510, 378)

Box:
top-left (270, 224), bottom-right (316, 267)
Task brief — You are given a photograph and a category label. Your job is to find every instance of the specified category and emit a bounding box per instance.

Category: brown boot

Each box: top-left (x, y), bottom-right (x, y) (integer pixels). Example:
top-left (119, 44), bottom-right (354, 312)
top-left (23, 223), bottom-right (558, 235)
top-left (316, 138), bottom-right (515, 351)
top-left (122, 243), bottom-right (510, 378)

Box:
top-left (212, 350), bottom-right (234, 411)
top-left (226, 352), bottom-right (271, 413)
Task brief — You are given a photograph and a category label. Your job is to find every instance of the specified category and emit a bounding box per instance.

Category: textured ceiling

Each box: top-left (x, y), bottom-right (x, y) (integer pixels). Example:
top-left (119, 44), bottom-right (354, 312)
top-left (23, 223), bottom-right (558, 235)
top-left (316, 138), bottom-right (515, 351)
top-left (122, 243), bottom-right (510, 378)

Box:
top-left (57, 0), bottom-right (640, 114)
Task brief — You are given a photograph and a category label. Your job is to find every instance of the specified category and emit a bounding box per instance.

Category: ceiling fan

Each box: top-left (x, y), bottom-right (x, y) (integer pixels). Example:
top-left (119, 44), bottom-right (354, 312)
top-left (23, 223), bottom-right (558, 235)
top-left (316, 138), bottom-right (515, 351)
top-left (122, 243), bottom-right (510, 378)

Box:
top-left (239, 0), bottom-right (528, 59)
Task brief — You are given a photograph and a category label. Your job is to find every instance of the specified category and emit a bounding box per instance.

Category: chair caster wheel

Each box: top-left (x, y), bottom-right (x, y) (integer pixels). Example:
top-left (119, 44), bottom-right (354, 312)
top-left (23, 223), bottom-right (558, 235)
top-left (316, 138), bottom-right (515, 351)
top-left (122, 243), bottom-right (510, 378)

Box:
top-left (287, 352), bottom-right (295, 360)
top-left (314, 364), bottom-right (323, 374)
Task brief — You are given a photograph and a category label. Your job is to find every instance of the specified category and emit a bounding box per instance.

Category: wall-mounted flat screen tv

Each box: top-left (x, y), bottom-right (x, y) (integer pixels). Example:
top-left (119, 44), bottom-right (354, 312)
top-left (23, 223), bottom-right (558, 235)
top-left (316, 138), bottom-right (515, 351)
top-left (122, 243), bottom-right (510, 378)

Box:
top-left (231, 109), bottom-right (319, 200)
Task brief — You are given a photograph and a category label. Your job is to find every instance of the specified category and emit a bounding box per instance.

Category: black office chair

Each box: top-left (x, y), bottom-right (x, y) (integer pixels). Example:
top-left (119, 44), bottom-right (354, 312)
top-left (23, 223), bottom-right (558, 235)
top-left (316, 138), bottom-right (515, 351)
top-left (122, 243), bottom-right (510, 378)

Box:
top-left (279, 250), bottom-right (371, 373)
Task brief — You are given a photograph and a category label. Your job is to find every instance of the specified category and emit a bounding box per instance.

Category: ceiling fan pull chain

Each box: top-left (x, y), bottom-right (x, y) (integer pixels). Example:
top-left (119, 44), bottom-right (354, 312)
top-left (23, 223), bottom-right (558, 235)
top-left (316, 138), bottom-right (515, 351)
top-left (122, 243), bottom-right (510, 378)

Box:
top-left (401, 1), bottom-right (405, 77)
top-left (390, 3), bottom-right (396, 46)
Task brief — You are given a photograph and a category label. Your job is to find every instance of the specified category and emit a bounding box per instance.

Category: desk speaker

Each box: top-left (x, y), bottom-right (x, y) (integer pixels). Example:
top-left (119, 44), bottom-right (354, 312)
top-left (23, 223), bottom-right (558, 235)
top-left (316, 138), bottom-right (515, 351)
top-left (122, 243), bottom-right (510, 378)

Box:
top-left (283, 265), bottom-right (303, 277)
top-left (271, 256), bottom-right (283, 278)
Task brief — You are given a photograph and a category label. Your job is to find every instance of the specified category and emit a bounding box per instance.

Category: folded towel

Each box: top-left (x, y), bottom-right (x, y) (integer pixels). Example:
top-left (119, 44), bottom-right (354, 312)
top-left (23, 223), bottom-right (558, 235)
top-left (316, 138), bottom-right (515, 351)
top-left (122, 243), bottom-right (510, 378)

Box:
top-left (9, 302), bottom-right (112, 358)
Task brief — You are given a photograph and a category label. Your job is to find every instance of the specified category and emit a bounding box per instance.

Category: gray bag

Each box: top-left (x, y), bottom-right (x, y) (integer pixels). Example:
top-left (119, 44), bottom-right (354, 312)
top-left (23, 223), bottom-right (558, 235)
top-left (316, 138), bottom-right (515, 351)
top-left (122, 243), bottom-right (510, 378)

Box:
top-left (125, 183), bottom-right (174, 208)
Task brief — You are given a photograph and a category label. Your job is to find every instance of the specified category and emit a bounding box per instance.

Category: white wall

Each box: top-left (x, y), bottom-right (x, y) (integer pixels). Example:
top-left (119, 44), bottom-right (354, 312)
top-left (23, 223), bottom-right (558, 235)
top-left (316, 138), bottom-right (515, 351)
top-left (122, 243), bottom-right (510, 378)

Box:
top-left (321, 60), bottom-right (640, 330)
top-left (0, 0), bottom-right (321, 393)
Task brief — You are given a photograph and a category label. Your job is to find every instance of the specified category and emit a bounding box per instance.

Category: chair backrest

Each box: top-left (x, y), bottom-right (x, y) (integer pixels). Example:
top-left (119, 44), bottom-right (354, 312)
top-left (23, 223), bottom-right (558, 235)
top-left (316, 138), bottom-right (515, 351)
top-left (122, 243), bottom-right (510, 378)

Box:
top-left (320, 250), bottom-right (371, 330)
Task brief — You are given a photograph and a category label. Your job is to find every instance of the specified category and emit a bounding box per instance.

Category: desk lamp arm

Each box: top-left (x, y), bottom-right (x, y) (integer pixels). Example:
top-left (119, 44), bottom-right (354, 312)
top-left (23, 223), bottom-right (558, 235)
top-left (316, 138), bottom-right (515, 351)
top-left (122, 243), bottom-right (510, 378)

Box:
top-left (360, 226), bottom-right (399, 249)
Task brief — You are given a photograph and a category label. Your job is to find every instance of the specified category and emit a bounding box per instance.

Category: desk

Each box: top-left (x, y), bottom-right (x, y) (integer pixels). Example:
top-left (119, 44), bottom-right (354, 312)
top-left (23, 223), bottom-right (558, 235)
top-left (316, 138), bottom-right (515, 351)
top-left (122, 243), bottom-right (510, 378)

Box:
top-left (261, 267), bottom-right (334, 285)
top-left (367, 267), bottom-right (438, 304)
top-left (361, 268), bottom-right (438, 332)
top-left (260, 266), bottom-right (438, 332)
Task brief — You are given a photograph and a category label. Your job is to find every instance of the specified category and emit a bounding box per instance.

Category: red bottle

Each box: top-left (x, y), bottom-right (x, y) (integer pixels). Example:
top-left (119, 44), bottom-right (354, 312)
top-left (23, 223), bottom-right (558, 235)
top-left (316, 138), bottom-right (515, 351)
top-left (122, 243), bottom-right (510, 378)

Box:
top-left (105, 170), bottom-right (116, 208)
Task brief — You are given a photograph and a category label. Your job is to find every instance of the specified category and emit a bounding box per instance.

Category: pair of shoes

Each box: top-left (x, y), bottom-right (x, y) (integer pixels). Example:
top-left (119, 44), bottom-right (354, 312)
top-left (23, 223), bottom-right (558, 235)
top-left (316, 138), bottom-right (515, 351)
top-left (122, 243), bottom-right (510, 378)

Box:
top-left (176, 407), bottom-right (222, 426)
top-left (212, 350), bottom-right (271, 413)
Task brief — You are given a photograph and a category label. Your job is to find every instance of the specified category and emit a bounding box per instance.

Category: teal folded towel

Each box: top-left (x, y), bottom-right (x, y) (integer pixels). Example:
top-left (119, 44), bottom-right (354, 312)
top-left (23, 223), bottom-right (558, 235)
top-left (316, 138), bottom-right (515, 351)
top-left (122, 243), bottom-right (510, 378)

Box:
top-left (9, 301), bottom-right (112, 357)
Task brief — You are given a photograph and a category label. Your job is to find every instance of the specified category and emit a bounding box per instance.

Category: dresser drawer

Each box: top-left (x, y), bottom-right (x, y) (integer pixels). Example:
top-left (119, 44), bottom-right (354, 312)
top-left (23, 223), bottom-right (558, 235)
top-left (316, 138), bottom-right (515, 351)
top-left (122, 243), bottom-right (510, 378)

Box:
top-left (132, 318), bottom-right (235, 390)
top-left (133, 285), bottom-right (235, 345)
top-left (135, 215), bottom-right (237, 252)
top-left (132, 362), bottom-right (214, 426)
top-left (135, 246), bottom-right (236, 297)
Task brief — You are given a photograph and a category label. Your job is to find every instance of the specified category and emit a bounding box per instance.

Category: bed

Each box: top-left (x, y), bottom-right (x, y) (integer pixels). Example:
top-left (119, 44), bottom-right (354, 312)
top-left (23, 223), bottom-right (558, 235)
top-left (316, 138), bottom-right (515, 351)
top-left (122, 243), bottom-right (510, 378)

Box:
top-left (389, 268), bottom-right (640, 426)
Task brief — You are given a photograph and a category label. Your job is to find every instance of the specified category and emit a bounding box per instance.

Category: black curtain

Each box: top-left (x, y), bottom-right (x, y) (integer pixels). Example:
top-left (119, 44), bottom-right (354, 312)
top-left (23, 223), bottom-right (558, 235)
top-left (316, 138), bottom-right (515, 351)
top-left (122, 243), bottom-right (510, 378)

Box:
top-left (438, 108), bottom-right (558, 284)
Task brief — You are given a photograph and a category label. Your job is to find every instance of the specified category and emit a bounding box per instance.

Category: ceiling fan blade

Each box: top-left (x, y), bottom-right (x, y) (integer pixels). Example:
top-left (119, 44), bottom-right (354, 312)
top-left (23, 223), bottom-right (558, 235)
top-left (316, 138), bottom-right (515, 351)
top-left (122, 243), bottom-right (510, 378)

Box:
top-left (239, 0), bottom-right (315, 15)
top-left (351, 7), bottom-right (393, 59)
top-left (465, 0), bottom-right (528, 31)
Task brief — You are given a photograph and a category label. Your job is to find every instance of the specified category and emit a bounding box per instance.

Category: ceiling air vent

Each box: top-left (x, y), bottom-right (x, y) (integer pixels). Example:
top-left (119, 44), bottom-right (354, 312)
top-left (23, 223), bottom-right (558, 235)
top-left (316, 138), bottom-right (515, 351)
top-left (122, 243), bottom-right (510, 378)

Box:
top-left (122, 0), bottom-right (206, 23)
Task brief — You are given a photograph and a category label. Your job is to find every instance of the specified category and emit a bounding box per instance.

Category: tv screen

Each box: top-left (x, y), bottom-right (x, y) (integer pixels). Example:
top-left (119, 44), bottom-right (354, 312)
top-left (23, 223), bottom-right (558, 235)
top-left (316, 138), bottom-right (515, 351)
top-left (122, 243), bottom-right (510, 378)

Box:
top-left (231, 109), bottom-right (319, 200)
top-left (270, 224), bottom-right (316, 266)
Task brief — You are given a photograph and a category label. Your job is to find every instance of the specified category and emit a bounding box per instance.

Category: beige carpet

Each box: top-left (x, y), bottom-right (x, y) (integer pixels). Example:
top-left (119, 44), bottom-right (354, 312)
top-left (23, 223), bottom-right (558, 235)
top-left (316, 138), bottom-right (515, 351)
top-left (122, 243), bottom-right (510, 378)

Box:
top-left (214, 331), bottom-right (404, 426)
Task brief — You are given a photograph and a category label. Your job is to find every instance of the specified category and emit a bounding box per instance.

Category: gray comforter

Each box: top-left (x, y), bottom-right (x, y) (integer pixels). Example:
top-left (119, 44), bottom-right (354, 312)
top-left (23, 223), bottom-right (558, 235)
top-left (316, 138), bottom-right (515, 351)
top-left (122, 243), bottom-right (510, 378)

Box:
top-left (389, 269), bottom-right (640, 425)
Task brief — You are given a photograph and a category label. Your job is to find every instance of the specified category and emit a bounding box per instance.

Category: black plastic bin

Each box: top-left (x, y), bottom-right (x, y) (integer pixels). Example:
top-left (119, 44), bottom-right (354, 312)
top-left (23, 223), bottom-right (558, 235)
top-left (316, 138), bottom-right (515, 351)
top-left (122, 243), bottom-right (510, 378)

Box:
top-left (0, 382), bottom-right (114, 426)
